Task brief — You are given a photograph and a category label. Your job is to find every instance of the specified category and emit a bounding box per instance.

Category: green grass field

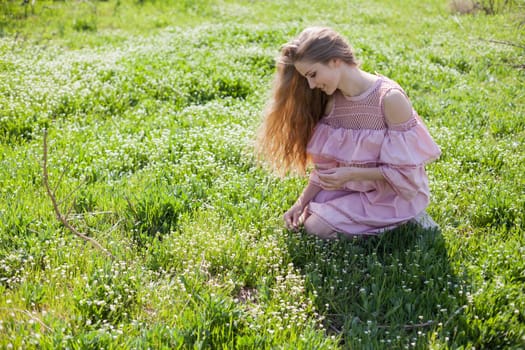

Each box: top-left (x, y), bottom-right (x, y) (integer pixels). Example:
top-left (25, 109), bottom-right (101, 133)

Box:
top-left (1, 0), bottom-right (524, 348)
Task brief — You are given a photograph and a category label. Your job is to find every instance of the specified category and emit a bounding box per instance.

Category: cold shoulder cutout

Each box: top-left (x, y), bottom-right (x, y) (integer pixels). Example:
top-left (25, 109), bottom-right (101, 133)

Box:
top-left (383, 89), bottom-right (413, 125)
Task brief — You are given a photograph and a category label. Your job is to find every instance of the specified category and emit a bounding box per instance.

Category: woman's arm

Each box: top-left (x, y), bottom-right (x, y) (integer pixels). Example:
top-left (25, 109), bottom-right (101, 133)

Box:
top-left (295, 181), bottom-right (323, 209)
top-left (317, 167), bottom-right (385, 190)
top-left (283, 182), bottom-right (322, 230)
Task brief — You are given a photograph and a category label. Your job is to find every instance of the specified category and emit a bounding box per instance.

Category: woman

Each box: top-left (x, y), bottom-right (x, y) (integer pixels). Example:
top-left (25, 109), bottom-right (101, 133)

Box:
top-left (257, 27), bottom-right (441, 239)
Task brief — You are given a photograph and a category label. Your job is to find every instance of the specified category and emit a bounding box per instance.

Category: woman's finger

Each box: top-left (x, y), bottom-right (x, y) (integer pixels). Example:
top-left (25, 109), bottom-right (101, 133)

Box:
top-left (284, 212), bottom-right (292, 228)
top-left (293, 210), bottom-right (302, 227)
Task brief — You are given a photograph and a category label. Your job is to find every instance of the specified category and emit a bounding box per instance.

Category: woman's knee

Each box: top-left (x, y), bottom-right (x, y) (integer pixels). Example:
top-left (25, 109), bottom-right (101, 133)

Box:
top-left (304, 215), bottom-right (337, 240)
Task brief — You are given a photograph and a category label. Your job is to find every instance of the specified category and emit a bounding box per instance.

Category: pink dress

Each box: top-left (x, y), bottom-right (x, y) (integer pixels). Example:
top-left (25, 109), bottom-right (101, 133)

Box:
top-left (306, 76), bottom-right (441, 236)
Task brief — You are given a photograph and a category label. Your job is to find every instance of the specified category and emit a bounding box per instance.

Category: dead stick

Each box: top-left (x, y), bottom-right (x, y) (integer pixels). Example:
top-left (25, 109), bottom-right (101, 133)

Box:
top-left (377, 320), bottom-right (436, 330)
top-left (325, 314), bottom-right (437, 332)
top-left (0, 307), bottom-right (53, 332)
top-left (57, 181), bottom-right (87, 208)
top-left (52, 162), bottom-right (70, 194)
top-left (43, 129), bottom-right (114, 259)
top-left (480, 38), bottom-right (525, 50)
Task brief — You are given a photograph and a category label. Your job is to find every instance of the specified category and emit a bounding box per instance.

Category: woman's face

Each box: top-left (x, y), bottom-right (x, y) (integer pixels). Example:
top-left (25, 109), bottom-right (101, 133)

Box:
top-left (294, 59), bottom-right (341, 95)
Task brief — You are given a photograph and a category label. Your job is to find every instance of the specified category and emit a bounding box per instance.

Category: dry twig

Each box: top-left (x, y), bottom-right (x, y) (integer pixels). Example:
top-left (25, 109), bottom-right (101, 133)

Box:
top-left (325, 315), bottom-right (438, 334)
top-left (0, 307), bottom-right (53, 332)
top-left (42, 129), bottom-right (114, 259)
top-left (481, 37), bottom-right (525, 50)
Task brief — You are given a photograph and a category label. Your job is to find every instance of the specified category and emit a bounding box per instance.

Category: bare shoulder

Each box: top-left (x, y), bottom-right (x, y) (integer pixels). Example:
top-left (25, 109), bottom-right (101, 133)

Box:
top-left (383, 89), bottom-right (413, 125)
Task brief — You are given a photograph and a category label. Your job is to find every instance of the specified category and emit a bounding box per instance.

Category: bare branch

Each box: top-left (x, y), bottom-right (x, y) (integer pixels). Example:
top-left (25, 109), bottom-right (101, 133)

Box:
top-left (43, 129), bottom-right (114, 259)
top-left (124, 194), bottom-right (137, 215)
top-left (0, 307), bottom-right (53, 332)
top-left (377, 320), bottom-right (437, 330)
top-left (68, 211), bottom-right (115, 220)
top-left (52, 162), bottom-right (71, 194)
top-left (480, 37), bottom-right (525, 50)
top-left (57, 180), bottom-right (87, 208)
top-left (324, 314), bottom-right (437, 334)
top-left (65, 199), bottom-right (76, 221)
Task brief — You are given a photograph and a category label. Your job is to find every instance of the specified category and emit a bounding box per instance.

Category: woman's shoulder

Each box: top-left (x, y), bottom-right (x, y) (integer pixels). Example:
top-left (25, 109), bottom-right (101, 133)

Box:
top-left (383, 89), bottom-right (413, 125)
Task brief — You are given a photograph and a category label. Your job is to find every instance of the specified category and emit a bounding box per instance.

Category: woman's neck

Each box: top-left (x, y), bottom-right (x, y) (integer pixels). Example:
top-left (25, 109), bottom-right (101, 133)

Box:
top-left (338, 66), bottom-right (378, 98)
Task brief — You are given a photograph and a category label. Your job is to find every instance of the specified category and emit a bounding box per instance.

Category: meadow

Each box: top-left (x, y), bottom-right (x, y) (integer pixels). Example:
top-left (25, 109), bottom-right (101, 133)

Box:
top-left (0, 0), bottom-right (524, 348)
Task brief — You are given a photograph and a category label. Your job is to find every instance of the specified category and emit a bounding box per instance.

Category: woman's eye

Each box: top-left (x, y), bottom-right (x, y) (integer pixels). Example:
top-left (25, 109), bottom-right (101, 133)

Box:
top-left (310, 72), bottom-right (316, 78)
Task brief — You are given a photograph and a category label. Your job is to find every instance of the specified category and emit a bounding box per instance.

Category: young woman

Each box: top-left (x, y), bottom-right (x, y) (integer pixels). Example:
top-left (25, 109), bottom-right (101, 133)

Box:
top-left (257, 27), bottom-right (441, 239)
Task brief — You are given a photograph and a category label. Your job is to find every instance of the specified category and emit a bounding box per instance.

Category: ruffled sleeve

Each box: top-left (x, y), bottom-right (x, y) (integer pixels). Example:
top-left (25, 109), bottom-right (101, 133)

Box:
top-left (379, 117), bottom-right (441, 200)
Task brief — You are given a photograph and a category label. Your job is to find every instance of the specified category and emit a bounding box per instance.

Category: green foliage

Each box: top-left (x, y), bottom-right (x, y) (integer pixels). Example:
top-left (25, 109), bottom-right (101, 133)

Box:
top-left (475, 0), bottom-right (523, 14)
top-left (73, 260), bottom-right (140, 325)
top-left (0, 0), bottom-right (524, 349)
top-left (450, 0), bottom-right (525, 14)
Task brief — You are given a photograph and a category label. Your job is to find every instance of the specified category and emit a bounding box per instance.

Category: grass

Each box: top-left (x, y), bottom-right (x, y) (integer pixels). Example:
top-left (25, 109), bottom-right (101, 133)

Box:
top-left (0, 0), bottom-right (524, 348)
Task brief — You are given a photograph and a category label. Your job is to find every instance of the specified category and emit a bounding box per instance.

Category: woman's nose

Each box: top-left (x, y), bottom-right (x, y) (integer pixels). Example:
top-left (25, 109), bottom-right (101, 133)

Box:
top-left (307, 77), bottom-right (316, 89)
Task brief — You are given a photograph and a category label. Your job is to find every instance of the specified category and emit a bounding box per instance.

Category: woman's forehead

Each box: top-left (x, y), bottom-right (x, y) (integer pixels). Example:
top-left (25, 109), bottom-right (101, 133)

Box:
top-left (294, 60), bottom-right (321, 77)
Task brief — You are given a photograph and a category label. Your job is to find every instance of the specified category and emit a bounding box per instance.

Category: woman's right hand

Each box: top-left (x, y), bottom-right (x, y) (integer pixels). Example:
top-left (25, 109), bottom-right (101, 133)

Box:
top-left (283, 203), bottom-right (306, 231)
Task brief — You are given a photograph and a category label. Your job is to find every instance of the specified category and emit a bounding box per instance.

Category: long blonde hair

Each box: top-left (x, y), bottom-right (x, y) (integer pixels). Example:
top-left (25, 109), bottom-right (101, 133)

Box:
top-left (256, 27), bottom-right (358, 174)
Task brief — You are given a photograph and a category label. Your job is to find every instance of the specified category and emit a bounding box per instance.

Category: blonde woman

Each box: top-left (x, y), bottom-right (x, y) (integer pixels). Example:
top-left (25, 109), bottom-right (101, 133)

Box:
top-left (257, 27), bottom-right (441, 239)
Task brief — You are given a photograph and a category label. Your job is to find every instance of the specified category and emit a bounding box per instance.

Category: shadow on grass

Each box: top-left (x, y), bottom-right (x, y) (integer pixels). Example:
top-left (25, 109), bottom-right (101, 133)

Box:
top-left (285, 222), bottom-right (470, 348)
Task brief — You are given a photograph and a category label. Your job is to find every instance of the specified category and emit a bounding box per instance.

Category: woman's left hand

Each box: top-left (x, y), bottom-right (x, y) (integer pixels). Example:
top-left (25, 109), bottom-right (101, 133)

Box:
top-left (317, 167), bottom-right (353, 190)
